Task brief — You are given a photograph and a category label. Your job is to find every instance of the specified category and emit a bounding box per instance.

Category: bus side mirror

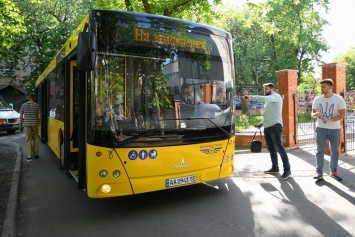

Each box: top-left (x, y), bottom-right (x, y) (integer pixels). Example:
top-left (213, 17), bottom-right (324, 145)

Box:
top-left (77, 32), bottom-right (97, 71)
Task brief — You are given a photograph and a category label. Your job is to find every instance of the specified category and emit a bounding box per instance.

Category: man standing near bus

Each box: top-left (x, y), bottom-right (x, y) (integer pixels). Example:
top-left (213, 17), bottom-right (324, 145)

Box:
top-left (311, 78), bottom-right (346, 181)
top-left (244, 83), bottom-right (291, 180)
top-left (19, 93), bottom-right (42, 160)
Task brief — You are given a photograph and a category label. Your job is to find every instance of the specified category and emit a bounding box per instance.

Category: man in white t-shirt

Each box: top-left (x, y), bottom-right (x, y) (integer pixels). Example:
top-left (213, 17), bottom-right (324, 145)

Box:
top-left (311, 78), bottom-right (346, 181)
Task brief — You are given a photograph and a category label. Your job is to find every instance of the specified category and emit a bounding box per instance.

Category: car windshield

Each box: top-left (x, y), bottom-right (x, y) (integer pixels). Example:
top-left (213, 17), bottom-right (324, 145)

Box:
top-left (0, 97), bottom-right (11, 110)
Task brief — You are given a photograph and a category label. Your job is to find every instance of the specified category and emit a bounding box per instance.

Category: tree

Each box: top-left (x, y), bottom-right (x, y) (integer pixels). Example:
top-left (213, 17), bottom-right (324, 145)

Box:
top-left (4, 0), bottom-right (94, 91)
top-left (263, 0), bottom-right (329, 83)
top-left (336, 47), bottom-right (355, 91)
top-left (298, 73), bottom-right (321, 93)
top-left (94, 0), bottom-right (222, 24)
top-left (0, 0), bottom-right (25, 53)
top-left (225, 0), bottom-right (330, 87)
top-left (226, 8), bottom-right (275, 87)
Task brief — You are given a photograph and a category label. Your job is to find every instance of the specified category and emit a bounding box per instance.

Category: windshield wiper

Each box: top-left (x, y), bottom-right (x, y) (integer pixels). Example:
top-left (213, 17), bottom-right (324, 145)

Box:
top-left (177, 117), bottom-right (232, 139)
top-left (117, 130), bottom-right (152, 146)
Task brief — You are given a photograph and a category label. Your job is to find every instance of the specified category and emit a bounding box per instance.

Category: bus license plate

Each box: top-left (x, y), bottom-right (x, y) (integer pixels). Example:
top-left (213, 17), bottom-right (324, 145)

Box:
top-left (166, 175), bottom-right (197, 188)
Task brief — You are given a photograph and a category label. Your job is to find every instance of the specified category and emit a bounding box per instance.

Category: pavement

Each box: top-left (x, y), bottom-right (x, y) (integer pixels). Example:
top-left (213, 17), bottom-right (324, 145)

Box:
top-left (1, 141), bottom-right (355, 237)
top-left (0, 141), bottom-right (21, 237)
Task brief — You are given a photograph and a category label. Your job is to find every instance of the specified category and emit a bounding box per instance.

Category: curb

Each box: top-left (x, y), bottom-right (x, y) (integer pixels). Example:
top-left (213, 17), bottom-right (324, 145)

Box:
top-left (1, 144), bottom-right (21, 237)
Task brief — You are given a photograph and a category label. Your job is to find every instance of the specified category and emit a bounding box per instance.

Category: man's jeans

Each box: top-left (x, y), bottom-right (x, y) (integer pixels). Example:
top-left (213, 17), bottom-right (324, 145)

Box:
top-left (25, 125), bottom-right (40, 158)
top-left (315, 127), bottom-right (340, 174)
top-left (264, 123), bottom-right (291, 171)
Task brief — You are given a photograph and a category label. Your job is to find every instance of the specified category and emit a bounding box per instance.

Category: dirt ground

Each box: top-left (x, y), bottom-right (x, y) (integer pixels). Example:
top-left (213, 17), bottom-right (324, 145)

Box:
top-left (0, 142), bottom-right (17, 235)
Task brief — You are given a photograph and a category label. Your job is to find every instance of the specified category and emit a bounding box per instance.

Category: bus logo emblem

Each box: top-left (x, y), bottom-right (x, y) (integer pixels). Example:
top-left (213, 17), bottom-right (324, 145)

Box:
top-left (173, 158), bottom-right (191, 169)
top-left (200, 147), bottom-right (222, 154)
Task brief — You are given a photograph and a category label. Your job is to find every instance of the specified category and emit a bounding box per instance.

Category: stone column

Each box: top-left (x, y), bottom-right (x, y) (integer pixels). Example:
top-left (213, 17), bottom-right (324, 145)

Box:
top-left (320, 63), bottom-right (347, 154)
top-left (276, 69), bottom-right (298, 148)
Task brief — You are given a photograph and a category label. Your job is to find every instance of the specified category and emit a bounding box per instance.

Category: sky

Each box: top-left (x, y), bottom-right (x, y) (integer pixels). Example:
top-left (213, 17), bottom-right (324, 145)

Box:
top-left (320, 0), bottom-right (355, 63)
top-left (222, 0), bottom-right (355, 63)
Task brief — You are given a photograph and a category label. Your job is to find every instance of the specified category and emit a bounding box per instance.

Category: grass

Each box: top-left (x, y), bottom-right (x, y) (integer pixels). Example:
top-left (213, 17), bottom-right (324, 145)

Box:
top-left (298, 111), bottom-right (314, 123)
top-left (235, 112), bottom-right (314, 132)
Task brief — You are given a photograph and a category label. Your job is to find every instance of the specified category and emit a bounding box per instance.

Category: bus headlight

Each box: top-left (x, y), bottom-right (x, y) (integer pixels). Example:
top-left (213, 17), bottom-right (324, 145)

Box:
top-left (99, 170), bottom-right (107, 178)
top-left (112, 170), bottom-right (120, 178)
top-left (101, 184), bottom-right (111, 193)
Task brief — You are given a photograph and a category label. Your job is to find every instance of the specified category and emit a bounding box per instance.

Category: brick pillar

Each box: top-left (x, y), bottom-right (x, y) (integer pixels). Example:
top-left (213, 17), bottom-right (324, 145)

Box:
top-left (276, 69), bottom-right (298, 148)
top-left (204, 83), bottom-right (212, 104)
top-left (320, 63), bottom-right (347, 154)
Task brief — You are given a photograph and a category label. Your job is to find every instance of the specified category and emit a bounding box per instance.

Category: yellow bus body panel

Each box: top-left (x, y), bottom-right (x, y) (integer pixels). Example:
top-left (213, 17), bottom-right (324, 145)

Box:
top-left (86, 137), bottom-right (234, 198)
top-left (47, 118), bottom-right (63, 158)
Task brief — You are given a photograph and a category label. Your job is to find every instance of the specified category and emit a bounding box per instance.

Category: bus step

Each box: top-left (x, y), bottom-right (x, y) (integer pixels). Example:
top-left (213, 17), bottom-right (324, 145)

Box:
top-left (68, 170), bottom-right (79, 182)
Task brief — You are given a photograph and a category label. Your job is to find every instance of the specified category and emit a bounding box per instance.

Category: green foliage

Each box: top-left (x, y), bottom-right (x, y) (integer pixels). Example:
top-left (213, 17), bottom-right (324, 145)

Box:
top-left (2, 0), bottom-right (94, 91)
top-left (298, 73), bottom-right (321, 94)
top-left (239, 114), bottom-right (249, 126)
top-left (235, 114), bottom-right (263, 132)
top-left (146, 72), bottom-right (173, 114)
top-left (225, 0), bottom-right (330, 86)
top-left (94, 0), bottom-right (222, 25)
top-left (0, 0), bottom-right (26, 52)
top-left (298, 111), bottom-right (314, 123)
top-left (335, 47), bottom-right (355, 91)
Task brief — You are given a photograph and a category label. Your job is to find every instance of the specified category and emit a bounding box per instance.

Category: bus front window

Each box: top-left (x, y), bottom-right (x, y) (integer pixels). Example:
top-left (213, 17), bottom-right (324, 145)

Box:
top-left (89, 41), bottom-right (234, 147)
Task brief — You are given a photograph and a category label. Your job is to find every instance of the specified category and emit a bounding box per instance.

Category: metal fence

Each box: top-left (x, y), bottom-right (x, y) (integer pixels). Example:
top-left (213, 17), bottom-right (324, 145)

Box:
top-left (295, 89), bottom-right (317, 144)
top-left (344, 91), bottom-right (355, 151)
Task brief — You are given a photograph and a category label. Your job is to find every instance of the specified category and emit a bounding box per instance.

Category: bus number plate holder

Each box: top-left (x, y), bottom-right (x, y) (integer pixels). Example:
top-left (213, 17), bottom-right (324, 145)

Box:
top-left (166, 175), bottom-right (197, 188)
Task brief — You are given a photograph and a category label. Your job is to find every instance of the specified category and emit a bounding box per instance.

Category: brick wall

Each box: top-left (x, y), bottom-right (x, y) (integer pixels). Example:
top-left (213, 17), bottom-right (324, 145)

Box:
top-left (276, 69), bottom-right (298, 148)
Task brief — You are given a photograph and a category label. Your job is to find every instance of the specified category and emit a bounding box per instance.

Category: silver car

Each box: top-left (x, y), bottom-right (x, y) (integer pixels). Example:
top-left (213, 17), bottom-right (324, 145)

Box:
top-left (0, 97), bottom-right (20, 134)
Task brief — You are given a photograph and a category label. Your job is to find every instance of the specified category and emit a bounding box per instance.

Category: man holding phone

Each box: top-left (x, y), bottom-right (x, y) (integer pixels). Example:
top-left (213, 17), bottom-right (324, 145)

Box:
top-left (244, 83), bottom-right (291, 179)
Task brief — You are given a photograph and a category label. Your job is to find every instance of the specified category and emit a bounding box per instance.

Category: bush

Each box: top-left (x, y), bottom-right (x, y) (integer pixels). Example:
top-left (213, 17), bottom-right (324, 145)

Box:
top-left (235, 114), bottom-right (263, 131)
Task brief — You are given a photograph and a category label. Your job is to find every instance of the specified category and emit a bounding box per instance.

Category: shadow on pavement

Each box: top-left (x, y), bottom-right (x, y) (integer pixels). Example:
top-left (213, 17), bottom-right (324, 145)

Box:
top-left (315, 179), bottom-right (355, 206)
top-left (279, 178), bottom-right (352, 237)
top-left (287, 147), bottom-right (355, 193)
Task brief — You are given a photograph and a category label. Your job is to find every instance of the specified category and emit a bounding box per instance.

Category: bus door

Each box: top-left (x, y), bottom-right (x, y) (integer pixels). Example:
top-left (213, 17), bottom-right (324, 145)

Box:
top-left (65, 61), bottom-right (80, 177)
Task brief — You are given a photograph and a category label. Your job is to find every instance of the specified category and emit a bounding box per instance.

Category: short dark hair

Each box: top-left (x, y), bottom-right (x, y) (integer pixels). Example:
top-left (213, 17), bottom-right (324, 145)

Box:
top-left (320, 78), bottom-right (333, 86)
top-left (263, 83), bottom-right (275, 89)
top-left (181, 83), bottom-right (191, 92)
top-left (29, 93), bottom-right (36, 100)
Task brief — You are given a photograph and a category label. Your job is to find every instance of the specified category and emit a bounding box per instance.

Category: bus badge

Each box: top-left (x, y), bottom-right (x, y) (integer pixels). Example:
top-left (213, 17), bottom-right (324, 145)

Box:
top-left (173, 158), bottom-right (191, 169)
top-left (200, 147), bottom-right (222, 155)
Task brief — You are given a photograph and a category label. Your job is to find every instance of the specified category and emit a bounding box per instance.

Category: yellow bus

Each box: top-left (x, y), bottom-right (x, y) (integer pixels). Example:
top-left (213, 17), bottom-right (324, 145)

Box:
top-left (36, 10), bottom-right (235, 198)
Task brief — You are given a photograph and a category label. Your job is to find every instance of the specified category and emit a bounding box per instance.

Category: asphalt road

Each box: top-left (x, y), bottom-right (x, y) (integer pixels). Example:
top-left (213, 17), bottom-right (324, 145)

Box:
top-left (2, 133), bottom-right (355, 237)
top-left (0, 139), bottom-right (17, 235)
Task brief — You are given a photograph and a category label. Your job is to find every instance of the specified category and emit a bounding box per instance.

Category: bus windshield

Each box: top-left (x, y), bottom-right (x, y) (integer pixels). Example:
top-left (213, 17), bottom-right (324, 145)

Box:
top-left (87, 11), bottom-right (234, 147)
